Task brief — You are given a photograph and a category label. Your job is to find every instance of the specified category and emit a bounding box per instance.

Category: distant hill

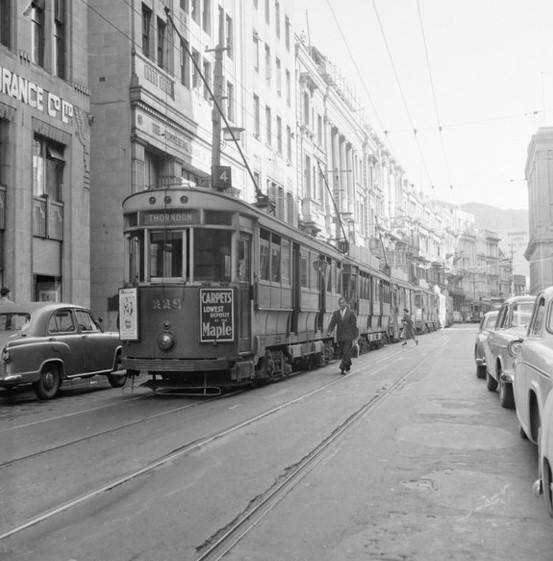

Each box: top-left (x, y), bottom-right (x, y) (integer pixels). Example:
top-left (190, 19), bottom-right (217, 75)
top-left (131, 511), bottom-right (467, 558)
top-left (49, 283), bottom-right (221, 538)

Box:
top-left (460, 203), bottom-right (528, 233)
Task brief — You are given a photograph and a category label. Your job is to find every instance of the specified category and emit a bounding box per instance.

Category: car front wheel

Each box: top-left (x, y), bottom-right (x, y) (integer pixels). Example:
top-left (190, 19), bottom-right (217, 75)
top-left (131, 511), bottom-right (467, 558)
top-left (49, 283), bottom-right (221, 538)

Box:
top-left (33, 364), bottom-right (61, 400)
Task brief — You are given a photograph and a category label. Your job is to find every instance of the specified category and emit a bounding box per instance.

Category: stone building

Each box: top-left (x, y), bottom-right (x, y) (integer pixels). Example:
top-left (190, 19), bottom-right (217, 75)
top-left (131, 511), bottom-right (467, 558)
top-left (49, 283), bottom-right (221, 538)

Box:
top-left (0, 0), bottom-right (91, 303)
top-left (525, 127), bottom-right (553, 293)
top-left (88, 0), bottom-right (296, 326)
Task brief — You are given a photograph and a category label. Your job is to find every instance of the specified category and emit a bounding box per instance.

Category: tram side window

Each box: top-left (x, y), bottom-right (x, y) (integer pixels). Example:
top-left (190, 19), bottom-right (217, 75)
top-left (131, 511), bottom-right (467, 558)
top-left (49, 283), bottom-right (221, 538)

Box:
top-left (260, 230), bottom-right (270, 281)
top-left (271, 234), bottom-right (281, 282)
top-left (310, 252), bottom-right (318, 290)
top-left (238, 236), bottom-right (251, 282)
top-left (326, 259), bottom-right (332, 292)
top-left (281, 239), bottom-right (291, 285)
top-left (150, 231), bottom-right (183, 278)
top-left (194, 229), bottom-right (232, 282)
top-left (300, 249), bottom-right (308, 287)
top-left (129, 233), bottom-right (144, 283)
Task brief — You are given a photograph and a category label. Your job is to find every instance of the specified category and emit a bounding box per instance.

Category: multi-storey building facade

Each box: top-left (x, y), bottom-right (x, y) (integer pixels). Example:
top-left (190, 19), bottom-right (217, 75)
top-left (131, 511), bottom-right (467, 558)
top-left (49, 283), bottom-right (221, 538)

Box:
top-left (0, 0), bottom-right (91, 303)
top-left (525, 127), bottom-right (553, 293)
top-left (89, 0), bottom-right (297, 326)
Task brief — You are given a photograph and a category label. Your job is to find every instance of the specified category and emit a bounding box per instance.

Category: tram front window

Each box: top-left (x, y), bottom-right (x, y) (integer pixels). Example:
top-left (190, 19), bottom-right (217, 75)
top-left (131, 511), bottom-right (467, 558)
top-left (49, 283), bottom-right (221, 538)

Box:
top-left (150, 231), bottom-right (183, 279)
top-left (194, 229), bottom-right (232, 282)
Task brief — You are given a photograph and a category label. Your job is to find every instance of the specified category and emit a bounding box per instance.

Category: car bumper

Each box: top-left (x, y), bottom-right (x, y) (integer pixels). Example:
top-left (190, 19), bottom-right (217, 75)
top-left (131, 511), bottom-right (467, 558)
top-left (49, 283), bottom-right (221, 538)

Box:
top-left (0, 367), bottom-right (41, 387)
top-left (500, 370), bottom-right (514, 384)
top-left (476, 357), bottom-right (486, 366)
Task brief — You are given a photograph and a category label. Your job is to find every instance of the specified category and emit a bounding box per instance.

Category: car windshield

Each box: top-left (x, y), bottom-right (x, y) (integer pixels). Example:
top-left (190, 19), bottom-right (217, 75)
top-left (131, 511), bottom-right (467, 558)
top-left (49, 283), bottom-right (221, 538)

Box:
top-left (0, 312), bottom-right (31, 331)
top-left (511, 302), bottom-right (534, 327)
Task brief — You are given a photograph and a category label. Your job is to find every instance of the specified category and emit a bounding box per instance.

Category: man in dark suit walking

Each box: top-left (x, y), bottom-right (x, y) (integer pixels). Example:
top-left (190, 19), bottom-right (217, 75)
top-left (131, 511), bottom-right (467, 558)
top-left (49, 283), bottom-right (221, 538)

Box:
top-left (328, 296), bottom-right (358, 375)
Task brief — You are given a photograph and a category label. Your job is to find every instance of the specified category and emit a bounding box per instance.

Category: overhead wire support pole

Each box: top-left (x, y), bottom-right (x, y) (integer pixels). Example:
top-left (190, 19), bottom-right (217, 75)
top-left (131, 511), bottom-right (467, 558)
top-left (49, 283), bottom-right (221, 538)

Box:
top-left (164, 7), bottom-right (273, 210)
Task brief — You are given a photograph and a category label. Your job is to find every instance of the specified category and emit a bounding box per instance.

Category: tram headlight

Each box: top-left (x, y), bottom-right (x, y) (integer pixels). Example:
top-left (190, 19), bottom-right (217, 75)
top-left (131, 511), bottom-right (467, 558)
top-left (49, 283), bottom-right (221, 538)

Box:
top-left (157, 331), bottom-right (175, 351)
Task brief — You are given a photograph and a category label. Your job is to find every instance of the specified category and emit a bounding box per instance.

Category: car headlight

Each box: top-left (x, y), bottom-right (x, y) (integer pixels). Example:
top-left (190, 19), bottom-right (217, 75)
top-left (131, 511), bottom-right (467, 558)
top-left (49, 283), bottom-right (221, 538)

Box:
top-left (2, 347), bottom-right (10, 363)
top-left (157, 332), bottom-right (175, 351)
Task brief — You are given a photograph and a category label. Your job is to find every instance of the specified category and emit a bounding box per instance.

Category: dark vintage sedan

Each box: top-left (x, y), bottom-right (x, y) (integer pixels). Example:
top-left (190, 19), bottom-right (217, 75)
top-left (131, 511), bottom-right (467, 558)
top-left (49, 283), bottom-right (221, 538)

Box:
top-left (0, 302), bottom-right (126, 400)
top-left (474, 310), bottom-right (499, 379)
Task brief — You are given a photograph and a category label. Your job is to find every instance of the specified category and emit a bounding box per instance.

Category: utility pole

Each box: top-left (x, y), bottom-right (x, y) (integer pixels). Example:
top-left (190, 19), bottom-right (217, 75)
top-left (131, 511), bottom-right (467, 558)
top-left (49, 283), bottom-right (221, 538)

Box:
top-left (210, 44), bottom-right (225, 185)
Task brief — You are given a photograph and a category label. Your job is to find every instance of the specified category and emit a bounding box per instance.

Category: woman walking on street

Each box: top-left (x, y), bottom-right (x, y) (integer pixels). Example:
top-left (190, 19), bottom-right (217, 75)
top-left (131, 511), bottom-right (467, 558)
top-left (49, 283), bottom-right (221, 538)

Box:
top-left (401, 308), bottom-right (418, 346)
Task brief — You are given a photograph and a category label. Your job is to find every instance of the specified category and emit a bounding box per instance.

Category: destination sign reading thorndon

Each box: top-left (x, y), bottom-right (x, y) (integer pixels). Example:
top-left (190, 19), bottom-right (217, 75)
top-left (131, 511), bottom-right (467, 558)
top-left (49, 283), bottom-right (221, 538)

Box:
top-left (200, 288), bottom-right (234, 343)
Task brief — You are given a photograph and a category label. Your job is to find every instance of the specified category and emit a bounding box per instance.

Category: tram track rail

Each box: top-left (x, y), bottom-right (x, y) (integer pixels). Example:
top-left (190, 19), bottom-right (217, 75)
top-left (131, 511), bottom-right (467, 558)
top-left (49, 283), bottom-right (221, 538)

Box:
top-left (194, 346), bottom-right (439, 561)
top-left (0, 343), bottom-right (426, 542)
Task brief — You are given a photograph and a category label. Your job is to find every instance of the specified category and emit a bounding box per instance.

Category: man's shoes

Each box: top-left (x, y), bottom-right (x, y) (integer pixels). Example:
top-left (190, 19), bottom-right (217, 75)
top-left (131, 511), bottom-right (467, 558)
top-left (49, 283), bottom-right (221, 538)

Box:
top-left (340, 367), bottom-right (346, 375)
top-left (402, 342), bottom-right (407, 346)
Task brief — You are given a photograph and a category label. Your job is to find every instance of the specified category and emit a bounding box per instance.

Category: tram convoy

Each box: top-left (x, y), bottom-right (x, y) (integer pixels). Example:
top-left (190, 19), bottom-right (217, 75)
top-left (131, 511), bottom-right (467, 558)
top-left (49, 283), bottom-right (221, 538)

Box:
top-left (119, 187), bottom-right (442, 393)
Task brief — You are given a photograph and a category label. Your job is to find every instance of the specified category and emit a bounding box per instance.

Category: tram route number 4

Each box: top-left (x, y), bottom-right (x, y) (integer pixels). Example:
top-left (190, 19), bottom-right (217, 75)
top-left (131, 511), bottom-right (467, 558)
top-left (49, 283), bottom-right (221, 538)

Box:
top-left (214, 165), bottom-right (232, 190)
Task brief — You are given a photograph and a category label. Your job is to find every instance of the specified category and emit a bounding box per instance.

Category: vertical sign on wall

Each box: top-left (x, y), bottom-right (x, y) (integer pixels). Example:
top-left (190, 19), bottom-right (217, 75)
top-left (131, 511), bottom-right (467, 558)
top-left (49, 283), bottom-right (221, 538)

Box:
top-left (119, 287), bottom-right (139, 340)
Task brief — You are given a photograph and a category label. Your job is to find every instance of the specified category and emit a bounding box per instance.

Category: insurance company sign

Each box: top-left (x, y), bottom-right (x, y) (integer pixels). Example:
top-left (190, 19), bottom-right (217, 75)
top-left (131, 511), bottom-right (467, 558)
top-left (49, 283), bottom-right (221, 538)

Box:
top-left (0, 66), bottom-right (74, 124)
top-left (200, 288), bottom-right (234, 343)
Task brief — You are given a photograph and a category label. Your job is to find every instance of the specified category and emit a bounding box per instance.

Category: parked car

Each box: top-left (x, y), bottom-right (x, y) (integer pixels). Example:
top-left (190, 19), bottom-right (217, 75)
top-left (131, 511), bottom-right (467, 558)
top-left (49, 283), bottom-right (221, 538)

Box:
top-left (474, 310), bottom-right (499, 379)
top-left (484, 295), bottom-right (535, 408)
top-left (533, 390), bottom-right (553, 516)
top-left (511, 287), bottom-right (553, 444)
top-left (0, 302), bottom-right (126, 400)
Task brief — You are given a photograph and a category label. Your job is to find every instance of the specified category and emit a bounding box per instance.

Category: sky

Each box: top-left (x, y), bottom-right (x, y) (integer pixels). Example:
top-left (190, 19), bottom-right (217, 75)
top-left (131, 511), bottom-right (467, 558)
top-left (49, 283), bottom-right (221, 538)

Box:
top-left (290, 0), bottom-right (553, 210)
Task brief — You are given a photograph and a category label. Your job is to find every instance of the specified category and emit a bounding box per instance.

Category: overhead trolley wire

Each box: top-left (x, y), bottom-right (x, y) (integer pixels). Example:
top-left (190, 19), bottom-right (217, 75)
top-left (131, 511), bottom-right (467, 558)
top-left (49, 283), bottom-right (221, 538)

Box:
top-left (371, 0), bottom-right (434, 188)
top-left (416, 0), bottom-right (453, 192)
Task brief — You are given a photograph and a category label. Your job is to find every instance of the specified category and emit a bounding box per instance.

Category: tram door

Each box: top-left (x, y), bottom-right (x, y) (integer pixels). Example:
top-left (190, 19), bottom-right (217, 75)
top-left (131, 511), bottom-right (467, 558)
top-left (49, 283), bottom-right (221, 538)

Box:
top-left (237, 234), bottom-right (252, 352)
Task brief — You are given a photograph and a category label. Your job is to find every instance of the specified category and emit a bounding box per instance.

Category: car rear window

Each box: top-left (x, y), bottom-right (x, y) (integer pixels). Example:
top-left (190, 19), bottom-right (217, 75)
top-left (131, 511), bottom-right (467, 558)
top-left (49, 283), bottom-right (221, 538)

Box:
top-left (0, 313), bottom-right (31, 331)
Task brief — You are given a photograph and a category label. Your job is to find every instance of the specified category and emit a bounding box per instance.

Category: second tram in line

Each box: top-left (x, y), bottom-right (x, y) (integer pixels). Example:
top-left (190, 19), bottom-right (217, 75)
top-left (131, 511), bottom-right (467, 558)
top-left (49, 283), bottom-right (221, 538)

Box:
top-left (119, 187), bottom-right (440, 394)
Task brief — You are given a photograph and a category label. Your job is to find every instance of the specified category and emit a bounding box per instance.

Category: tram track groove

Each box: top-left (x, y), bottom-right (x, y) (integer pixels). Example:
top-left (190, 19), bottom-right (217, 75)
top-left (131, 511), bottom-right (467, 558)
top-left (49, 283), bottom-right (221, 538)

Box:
top-left (194, 347), bottom-right (440, 561)
top-left (0, 343), bottom-right (426, 542)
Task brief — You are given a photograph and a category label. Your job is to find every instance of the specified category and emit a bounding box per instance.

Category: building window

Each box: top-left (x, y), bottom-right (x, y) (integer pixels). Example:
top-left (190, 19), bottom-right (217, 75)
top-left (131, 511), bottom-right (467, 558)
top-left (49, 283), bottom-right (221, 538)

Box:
top-left (157, 18), bottom-right (166, 69)
top-left (192, 48), bottom-right (200, 88)
top-left (0, 0), bottom-right (10, 48)
top-left (286, 125), bottom-right (292, 161)
top-left (317, 114), bottom-right (323, 145)
top-left (202, 0), bottom-right (210, 33)
top-left (253, 31), bottom-right (259, 72)
top-left (54, 0), bottom-right (66, 79)
top-left (253, 0), bottom-right (258, 8)
top-left (285, 69), bottom-right (291, 105)
top-left (218, 5), bottom-right (224, 45)
top-left (285, 16), bottom-right (290, 50)
top-left (180, 38), bottom-right (190, 87)
top-left (265, 0), bottom-right (270, 24)
top-left (32, 136), bottom-right (65, 241)
top-left (276, 57), bottom-right (281, 94)
top-left (191, 0), bottom-right (200, 24)
top-left (275, 1), bottom-right (280, 36)
top-left (226, 81), bottom-right (234, 121)
top-left (304, 155), bottom-right (311, 198)
top-left (31, 0), bottom-right (45, 67)
top-left (276, 116), bottom-right (282, 155)
top-left (180, 0), bottom-right (189, 11)
top-left (303, 92), bottom-right (310, 126)
top-left (253, 94), bottom-right (260, 138)
top-left (265, 45), bottom-right (271, 81)
top-left (142, 4), bottom-right (152, 59)
top-left (225, 15), bottom-right (233, 59)
top-left (265, 105), bottom-right (271, 146)
top-left (203, 59), bottom-right (211, 100)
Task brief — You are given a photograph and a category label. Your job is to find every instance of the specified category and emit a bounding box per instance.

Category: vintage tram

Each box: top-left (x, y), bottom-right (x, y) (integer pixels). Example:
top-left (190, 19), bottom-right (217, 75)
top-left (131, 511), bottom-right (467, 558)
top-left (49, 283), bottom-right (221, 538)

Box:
top-left (119, 187), bottom-right (439, 393)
